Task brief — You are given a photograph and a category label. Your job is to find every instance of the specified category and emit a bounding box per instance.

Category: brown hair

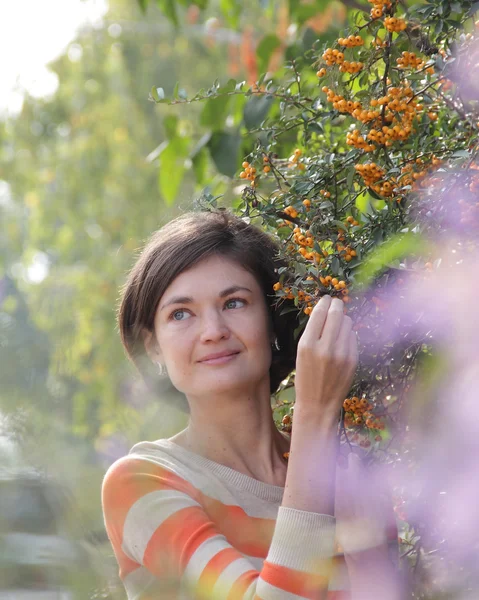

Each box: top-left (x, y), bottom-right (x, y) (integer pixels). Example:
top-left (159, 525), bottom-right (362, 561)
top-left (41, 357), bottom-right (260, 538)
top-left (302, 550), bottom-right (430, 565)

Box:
top-left (118, 209), bottom-right (298, 412)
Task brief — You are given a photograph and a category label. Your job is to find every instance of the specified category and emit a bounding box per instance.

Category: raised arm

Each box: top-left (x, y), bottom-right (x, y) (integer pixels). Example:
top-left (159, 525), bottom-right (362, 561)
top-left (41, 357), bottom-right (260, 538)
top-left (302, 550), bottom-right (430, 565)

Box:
top-left (283, 295), bottom-right (358, 515)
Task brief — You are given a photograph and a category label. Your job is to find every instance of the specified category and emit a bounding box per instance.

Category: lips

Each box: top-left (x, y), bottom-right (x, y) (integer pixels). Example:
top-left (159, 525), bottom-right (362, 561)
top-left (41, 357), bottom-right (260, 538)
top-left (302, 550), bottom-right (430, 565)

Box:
top-left (198, 350), bottom-right (240, 362)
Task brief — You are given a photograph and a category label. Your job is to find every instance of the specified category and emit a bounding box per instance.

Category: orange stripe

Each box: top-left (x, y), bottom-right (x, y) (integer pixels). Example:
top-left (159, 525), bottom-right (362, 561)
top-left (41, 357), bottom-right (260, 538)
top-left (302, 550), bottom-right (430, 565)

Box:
top-left (226, 570), bottom-right (257, 599)
top-left (196, 547), bottom-right (240, 598)
top-left (201, 496), bottom-right (274, 557)
top-left (143, 505), bottom-right (218, 578)
top-left (260, 560), bottom-right (329, 598)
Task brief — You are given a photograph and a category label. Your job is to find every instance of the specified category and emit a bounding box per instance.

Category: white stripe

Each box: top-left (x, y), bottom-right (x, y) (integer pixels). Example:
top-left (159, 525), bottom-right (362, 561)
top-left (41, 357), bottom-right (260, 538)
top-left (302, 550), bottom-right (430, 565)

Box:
top-left (122, 489), bottom-right (201, 562)
top-left (210, 557), bottom-right (257, 598)
top-left (256, 577), bottom-right (310, 600)
top-left (127, 452), bottom-right (278, 518)
top-left (182, 534), bottom-right (231, 586)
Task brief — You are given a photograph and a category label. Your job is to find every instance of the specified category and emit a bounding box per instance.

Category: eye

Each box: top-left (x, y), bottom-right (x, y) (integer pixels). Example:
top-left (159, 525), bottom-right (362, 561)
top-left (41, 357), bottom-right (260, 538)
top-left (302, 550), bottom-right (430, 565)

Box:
top-left (225, 298), bottom-right (247, 310)
top-left (170, 309), bottom-right (191, 321)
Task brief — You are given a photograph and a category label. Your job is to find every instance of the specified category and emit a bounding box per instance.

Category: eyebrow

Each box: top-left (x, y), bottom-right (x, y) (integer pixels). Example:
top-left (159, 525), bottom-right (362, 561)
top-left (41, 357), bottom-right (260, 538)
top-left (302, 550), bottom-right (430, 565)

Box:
top-left (160, 285), bottom-right (253, 311)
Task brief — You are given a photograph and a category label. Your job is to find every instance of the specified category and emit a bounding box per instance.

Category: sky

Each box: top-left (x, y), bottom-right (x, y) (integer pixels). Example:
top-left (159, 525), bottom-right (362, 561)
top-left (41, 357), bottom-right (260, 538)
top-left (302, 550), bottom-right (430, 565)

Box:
top-left (0, 0), bottom-right (109, 117)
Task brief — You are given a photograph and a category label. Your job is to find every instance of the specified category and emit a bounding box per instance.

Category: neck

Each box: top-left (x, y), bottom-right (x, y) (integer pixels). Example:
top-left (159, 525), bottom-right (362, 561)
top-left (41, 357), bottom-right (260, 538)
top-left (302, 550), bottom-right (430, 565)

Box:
top-left (176, 380), bottom-right (290, 487)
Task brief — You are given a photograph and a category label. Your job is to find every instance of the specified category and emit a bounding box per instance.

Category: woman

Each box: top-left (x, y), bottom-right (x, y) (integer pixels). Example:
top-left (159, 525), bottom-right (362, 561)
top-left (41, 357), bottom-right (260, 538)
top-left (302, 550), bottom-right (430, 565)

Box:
top-left (102, 210), bottom-right (400, 599)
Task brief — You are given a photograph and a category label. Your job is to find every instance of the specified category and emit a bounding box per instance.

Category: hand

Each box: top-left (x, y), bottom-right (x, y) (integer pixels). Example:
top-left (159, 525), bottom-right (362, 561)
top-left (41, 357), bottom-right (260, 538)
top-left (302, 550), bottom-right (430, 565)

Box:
top-left (295, 295), bottom-right (359, 419)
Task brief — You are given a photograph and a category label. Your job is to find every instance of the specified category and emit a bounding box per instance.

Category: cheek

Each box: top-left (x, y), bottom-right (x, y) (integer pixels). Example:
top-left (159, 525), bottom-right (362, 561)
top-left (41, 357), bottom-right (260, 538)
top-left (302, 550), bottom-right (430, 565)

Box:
top-left (157, 325), bottom-right (192, 366)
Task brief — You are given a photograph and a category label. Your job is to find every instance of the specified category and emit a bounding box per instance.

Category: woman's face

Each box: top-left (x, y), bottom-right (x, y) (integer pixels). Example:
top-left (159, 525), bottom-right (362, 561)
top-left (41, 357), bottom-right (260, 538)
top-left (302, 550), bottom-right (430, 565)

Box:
top-left (146, 254), bottom-right (273, 399)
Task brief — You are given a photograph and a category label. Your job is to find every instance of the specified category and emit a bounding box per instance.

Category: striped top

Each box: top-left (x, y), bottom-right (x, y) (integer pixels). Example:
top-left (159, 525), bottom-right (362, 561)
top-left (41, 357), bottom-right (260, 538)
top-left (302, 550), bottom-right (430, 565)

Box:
top-left (101, 438), bottom-right (353, 599)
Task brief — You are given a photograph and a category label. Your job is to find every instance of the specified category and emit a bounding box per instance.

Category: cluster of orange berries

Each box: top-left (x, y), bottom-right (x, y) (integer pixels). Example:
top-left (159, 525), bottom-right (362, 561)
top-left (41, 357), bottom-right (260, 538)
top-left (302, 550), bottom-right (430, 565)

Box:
top-left (322, 48), bottom-right (365, 73)
top-left (385, 16), bottom-right (408, 32)
top-left (292, 227), bottom-right (314, 249)
top-left (272, 283), bottom-right (317, 313)
top-left (354, 163), bottom-right (397, 198)
top-left (347, 130), bottom-right (376, 152)
top-left (399, 156), bottom-right (442, 190)
top-left (322, 88), bottom-right (378, 123)
top-left (345, 215), bottom-right (360, 228)
top-left (239, 161), bottom-right (256, 183)
top-left (319, 276), bottom-right (350, 303)
top-left (324, 83), bottom-right (424, 156)
top-left (297, 289), bottom-right (316, 314)
top-left (322, 47), bottom-right (346, 67)
top-left (283, 205), bottom-right (298, 220)
top-left (368, 0), bottom-right (391, 19)
top-left (262, 155), bottom-right (271, 174)
top-left (283, 226), bottom-right (326, 264)
top-left (397, 51), bottom-right (425, 70)
top-left (338, 35), bottom-right (364, 48)
top-left (367, 86), bottom-right (422, 148)
top-left (343, 396), bottom-right (385, 432)
top-left (335, 240), bottom-right (357, 262)
top-left (355, 163), bottom-right (385, 186)
top-left (355, 163), bottom-right (397, 197)
top-left (340, 60), bottom-right (365, 74)
top-left (297, 247), bottom-right (323, 264)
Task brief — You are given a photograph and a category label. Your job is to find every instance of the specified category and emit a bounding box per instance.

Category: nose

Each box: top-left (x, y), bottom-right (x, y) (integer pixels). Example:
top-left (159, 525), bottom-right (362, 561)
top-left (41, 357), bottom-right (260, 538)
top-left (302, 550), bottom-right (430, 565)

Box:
top-left (199, 308), bottom-right (231, 343)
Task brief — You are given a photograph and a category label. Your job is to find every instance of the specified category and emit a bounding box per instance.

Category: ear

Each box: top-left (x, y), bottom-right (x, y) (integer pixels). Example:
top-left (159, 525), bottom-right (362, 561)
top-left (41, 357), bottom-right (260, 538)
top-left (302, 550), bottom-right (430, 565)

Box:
top-left (141, 327), bottom-right (163, 364)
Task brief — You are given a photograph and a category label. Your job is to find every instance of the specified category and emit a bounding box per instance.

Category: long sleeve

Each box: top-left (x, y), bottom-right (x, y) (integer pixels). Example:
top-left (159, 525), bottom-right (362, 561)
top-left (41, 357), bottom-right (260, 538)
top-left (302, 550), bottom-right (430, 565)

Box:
top-left (102, 456), bottom-right (340, 600)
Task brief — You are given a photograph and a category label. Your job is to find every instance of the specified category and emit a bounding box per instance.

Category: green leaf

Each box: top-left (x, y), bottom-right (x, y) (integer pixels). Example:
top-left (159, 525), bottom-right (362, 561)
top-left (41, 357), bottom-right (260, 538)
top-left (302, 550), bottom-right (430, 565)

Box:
top-left (192, 147), bottom-right (209, 186)
top-left (137, 0), bottom-right (149, 12)
top-left (158, 136), bottom-right (189, 205)
top-left (332, 220), bottom-right (348, 232)
top-left (355, 192), bottom-right (369, 214)
top-left (220, 0), bottom-right (242, 28)
top-left (163, 114), bottom-right (178, 140)
top-left (355, 233), bottom-right (432, 290)
top-left (156, 0), bottom-right (178, 26)
top-left (256, 34), bottom-right (282, 75)
top-left (243, 95), bottom-right (275, 129)
top-left (207, 130), bottom-right (242, 178)
top-left (150, 86), bottom-right (167, 103)
top-left (200, 95), bottom-right (232, 130)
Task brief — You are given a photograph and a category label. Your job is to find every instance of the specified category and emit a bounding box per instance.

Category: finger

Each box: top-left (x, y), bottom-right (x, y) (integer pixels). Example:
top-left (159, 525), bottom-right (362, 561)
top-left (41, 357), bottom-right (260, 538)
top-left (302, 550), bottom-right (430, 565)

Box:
top-left (349, 329), bottom-right (359, 365)
top-left (336, 315), bottom-right (353, 353)
top-left (299, 294), bottom-right (332, 346)
top-left (320, 297), bottom-right (346, 345)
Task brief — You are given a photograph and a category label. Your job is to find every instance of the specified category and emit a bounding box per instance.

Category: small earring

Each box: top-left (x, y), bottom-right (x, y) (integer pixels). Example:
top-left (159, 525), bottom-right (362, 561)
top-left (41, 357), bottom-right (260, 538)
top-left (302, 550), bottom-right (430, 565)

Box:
top-left (156, 362), bottom-right (166, 376)
top-left (271, 337), bottom-right (280, 352)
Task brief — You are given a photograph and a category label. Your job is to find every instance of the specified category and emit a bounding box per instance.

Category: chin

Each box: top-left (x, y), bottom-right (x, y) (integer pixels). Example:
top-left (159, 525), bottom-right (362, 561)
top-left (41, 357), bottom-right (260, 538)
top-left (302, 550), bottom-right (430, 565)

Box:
top-left (185, 370), bottom-right (269, 398)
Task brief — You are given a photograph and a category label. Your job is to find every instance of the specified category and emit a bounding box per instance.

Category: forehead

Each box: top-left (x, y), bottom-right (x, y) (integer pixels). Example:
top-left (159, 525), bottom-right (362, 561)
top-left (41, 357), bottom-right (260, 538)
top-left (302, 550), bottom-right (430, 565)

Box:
top-left (163, 254), bottom-right (260, 295)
